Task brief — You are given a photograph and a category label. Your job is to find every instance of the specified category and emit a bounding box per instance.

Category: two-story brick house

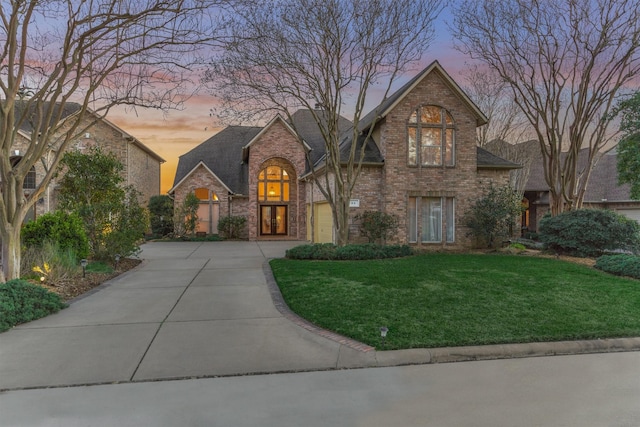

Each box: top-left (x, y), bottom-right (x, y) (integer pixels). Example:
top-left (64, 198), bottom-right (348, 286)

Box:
top-left (170, 61), bottom-right (518, 247)
top-left (10, 102), bottom-right (165, 221)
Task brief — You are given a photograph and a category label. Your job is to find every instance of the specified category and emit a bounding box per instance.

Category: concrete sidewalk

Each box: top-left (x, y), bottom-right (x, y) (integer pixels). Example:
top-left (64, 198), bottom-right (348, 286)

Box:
top-left (2, 240), bottom-right (640, 392)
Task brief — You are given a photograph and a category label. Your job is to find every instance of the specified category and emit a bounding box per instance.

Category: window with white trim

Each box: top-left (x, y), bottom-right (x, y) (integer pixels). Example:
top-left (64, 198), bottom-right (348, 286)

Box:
top-left (408, 196), bottom-right (455, 243)
top-left (407, 106), bottom-right (455, 166)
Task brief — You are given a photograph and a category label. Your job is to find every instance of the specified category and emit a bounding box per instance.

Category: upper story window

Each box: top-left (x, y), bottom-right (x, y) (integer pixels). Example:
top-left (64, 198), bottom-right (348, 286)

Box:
top-left (258, 166), bottom-right (290, 202)
top-left (407, 106), bottom-right (455, 167)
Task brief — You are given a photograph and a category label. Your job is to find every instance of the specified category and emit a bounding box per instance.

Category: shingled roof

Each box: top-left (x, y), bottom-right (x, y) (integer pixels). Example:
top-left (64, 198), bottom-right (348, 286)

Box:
top-left (477, 146), bottom-right (521, 169)
top-left (172, 126), bottom-right (262, 195)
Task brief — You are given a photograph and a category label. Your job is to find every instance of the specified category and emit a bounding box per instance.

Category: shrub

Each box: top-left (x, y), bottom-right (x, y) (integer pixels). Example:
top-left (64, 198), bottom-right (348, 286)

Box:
top-left (174, 192), bottom-right (199, 237)
top-left (286, 243), bottom-right (412, 260)
top-left (539, 209), bottom-right (640, 257)
top-left (218, 215), bottom-right (247, 239)
top-left (21, 241), bottom-right (80, 286)
top-left (354, 211), bottom-right (399, 243)
top-left (21, 211), bottom-right (89, 260)
top-left (0, 279), bottom-right (67, 333)
top-left (463, 183), bottom-right (522, 248)
top-left (595, 254), bottom-right (640, 279)
top-left (148, 195), bottom-right (174, 237)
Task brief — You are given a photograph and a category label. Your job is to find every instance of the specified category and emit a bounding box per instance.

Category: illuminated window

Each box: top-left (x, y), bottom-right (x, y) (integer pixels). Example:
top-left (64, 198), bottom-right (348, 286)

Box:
top-left (258, 166), bottom-right (290, 202)
top-left (194, 188), bottom-right (218, 201)
top-left (408, 106), bottom-right (455, 166)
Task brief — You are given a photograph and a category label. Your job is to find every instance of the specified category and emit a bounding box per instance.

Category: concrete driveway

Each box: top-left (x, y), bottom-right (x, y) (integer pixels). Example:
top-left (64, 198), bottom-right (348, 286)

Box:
top-left (0, 241), bottom-right (375, 390)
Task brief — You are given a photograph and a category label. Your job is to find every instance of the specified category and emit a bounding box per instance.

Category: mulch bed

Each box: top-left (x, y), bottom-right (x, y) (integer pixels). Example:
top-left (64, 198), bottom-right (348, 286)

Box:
top-left (39, 258), bottom-right (142, 302)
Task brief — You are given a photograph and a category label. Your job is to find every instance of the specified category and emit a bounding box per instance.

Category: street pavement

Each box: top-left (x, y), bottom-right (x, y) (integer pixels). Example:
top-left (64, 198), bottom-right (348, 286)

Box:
top-left (2, 352), bottom-right (640, 426)
top-left (2, 240), bottom-right (640, 425)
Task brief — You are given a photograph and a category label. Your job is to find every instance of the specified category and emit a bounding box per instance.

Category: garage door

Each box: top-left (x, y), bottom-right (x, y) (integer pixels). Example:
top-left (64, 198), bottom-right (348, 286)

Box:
top-left (314, 202), bottom-right (334, 243)
top-left (618, 209), bottom-right (640, 223)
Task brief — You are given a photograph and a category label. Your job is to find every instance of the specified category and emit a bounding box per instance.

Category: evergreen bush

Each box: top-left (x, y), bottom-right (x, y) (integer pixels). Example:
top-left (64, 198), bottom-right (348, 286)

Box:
top-left (218, 215), bottom-right (247, 239)
top-left (286, 243), bottom-right (412, 260)
top-left (539, 209), bottom-right (640, 257)
top-left (354, 211), bottom-right (399, 243)
top-left (595, 254), bottom-right (640, 279)
top-left (21, 211), bottom-right (89, 260)
top-left (0, 279), bottom-right (67, 333)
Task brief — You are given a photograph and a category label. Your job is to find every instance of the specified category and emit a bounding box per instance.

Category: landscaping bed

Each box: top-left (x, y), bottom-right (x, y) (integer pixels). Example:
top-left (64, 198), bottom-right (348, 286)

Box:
top-left (270, 252), bottom-right (640, 350)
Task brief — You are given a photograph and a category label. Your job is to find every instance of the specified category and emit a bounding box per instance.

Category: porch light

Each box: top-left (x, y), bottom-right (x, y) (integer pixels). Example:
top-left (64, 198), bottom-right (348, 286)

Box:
top-left (80, 259), bottom-right (88, 278)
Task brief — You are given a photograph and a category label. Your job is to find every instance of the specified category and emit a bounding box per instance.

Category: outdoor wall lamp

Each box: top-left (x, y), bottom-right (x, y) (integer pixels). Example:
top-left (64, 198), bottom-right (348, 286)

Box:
top-left (80, 259), bottom-right (87, 278)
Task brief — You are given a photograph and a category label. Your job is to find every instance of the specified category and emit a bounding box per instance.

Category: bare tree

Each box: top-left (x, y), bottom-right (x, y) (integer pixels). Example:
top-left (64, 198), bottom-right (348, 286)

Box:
top-left (0, 0), bottom-right (221, 282)
top-left (452, 0), bottom-right (640, 215)
top-left (207, 0), bottom-right (444, 246)
top-left (484, 139), bottom-right (539, 196)
top-left (462, 64), bottom-right (531, 147)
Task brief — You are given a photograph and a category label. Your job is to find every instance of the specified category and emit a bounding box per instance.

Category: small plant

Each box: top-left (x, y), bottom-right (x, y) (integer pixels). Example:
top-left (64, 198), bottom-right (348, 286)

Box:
top-left (0, 279), bottom-right (67, 333)
top-left (218, 215), bottom-right (247, 239)
top-left (21, 240), bottom-right (80, 286)
top-left (354, 211), bottom-right (399, 243)
top-left (174, 192), bottom-right (199, 237)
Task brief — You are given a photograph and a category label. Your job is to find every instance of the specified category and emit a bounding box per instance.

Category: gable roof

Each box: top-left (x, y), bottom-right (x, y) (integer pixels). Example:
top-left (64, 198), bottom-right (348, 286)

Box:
top-left (358, 60), bottom-right (488, 132)
top-left (242, 114), bottom-right (312, 162)
top-left (171, 125), bottom-right (262, 195)
top-left (11, 100), bottom-right (164, 163)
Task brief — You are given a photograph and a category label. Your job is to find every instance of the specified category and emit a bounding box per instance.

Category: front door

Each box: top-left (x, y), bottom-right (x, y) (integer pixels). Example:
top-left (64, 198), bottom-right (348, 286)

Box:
top-left (260, 205), bottom-right (287, 235)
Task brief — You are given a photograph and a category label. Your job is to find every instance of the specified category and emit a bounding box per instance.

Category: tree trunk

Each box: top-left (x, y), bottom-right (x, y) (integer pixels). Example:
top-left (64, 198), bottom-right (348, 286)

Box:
top-left (1, 225), bottom-right (22, 282)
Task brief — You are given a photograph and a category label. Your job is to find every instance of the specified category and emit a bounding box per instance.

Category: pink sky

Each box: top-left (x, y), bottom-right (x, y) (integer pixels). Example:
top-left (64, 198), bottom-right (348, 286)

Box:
top-left (107, 23), bottom-right (467, 195)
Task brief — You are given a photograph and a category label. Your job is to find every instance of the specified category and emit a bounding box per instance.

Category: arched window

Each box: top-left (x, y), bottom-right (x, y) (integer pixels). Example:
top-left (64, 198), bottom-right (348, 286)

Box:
top-left (258, 166), bottom-right (290, 202)
top-left (10, 156), bottom-right (36, 190)
top-left (407, 106), bottom-right (455, 166)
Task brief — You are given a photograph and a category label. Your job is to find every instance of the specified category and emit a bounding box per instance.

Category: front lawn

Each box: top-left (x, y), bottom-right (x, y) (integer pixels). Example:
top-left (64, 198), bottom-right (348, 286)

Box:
top-left (270, 253), bottom-right (640, 350)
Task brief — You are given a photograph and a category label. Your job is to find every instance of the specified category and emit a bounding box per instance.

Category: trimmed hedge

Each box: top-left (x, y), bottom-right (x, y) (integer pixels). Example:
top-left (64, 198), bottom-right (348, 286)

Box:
top-left (595, 254), bottom-right (640, 279)
top-left (0, 280), bottom-right (67, 333)
top-left (539, 209), bottom-right (640, 257)
top-left (286, 243), bottom-right (413, 260)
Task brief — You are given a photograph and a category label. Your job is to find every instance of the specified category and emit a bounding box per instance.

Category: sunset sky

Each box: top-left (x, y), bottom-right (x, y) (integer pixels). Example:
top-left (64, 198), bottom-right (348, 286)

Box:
top-left (106, 18), bottom-right (465, 195)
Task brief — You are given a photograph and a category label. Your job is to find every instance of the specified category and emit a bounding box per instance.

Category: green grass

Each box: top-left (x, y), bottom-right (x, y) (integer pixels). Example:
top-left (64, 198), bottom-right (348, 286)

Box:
top-left (270, 253), bottom-right (640, 350)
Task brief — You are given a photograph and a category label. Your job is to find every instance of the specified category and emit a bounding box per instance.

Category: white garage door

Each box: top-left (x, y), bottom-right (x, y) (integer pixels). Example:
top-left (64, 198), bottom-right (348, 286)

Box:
top-left (617, 209), bottom-right (640, 223)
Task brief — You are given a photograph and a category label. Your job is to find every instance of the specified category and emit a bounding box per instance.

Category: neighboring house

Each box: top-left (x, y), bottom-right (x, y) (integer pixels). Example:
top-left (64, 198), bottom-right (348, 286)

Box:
top-left (9, 102), bottom-right (165, 221)
top-left (523, 146), bottom-right (640, 233)
top-left (170, 61), bottom-right (519, 247)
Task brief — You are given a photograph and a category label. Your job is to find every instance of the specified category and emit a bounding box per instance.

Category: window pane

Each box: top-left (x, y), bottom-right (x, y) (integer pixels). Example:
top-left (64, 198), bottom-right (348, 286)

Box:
top-left (258, 170), bottom-right (265, 180)
top-left (408, 197), bottom-right (417, 243)
top-left (445, 197), bottom-right (455, 243)
top-left (421, 128), bottom-right (440, 146)
top-left (445, 111), bottom-right (454, 125)
top-left (421, 146), bottom-right (441, 166)
top-left (409, 111), bottom-right (418, 124)
top-left (422, 198), bottom-right (442, 242)
top-left (421, 106), bottom-right (441, 124)
top-left (258, 182), bottom-right (265, 200)
top-left (194, 188), bottom-right (209, 200)
top-left (267, 183), bottom-right (280, 201)
top-left (282, 170), bottom-right (289, 180)
top-left (283, 182), bottom-right (290, 202)
top-left (445, 129), bottom-right (454, 166)
top-left (408, 127), bottom-right (417, 165)
top-left (267, 166), bottom-right (280, 180)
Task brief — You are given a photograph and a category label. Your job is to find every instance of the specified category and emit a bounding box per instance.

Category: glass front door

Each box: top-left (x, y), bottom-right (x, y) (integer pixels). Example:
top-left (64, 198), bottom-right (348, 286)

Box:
top-left (260, 205), bottom-right (287, 235)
